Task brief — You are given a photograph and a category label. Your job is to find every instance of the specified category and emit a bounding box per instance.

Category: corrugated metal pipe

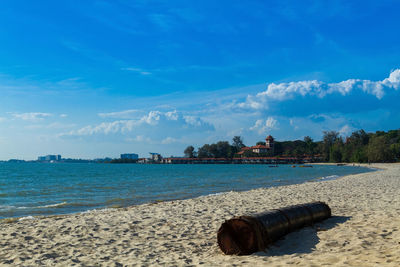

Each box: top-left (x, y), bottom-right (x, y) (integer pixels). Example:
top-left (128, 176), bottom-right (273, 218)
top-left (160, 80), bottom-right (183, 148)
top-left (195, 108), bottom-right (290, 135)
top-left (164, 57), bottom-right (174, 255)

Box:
top-left (217, 202), bottom-right (331, 255)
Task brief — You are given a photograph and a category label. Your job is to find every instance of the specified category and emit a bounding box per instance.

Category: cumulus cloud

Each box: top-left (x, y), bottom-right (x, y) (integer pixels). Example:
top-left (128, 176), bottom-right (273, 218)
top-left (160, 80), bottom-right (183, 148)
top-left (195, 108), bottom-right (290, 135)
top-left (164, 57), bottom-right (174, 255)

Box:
top-left (62, 120), bottom-right (134, 136)
top-left (339, 124), bottom-right (353, 136)
top-left (183, 116), bottom-right (206, 127)
top-left (165, 110), bottom-right (179, 120)
top-left (250, 117), bottom-right (278, 134)
top-left (238, 69), bottom-right (400, 110)
top-left (140, 111), bottom-right (162, 125)
top-left (61, 110), bottom-right (214, 141)
top-left (10, 112), bottom-right (52, 122)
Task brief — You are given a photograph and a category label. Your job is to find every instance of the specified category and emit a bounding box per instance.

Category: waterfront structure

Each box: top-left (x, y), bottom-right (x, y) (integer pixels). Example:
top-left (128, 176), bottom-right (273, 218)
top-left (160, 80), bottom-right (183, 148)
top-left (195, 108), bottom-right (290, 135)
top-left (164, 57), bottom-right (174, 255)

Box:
top-left (236, 135), bottom-right (275, 156)
top-left (120, 153), bottom-right (139, 160)
top-left (251, 144), bottom-right (269, 154)
top-left (37, 155), bottom-right (62, 162)
top-left (162, 156), bottom-right (318, 164)
top-left (150, 153), bottom-right (162, 162)
top-left (137, 153), bottom-right (163, 164)
top-left (265, 135), bottom-right (274, 149)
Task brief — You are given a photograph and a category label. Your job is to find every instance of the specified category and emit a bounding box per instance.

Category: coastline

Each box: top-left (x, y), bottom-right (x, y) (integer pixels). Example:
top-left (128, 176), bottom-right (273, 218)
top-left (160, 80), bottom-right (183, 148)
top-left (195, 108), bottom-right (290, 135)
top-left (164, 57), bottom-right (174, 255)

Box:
top-left (1, 163), bottom-right (399, 266)
top-left (0, 164), bottom-right (372, 220)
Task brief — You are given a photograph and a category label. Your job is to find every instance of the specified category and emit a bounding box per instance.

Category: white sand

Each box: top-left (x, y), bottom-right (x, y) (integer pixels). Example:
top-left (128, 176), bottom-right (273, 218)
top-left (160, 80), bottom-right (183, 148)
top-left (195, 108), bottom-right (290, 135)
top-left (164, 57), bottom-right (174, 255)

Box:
top-left (1, 163), bottom-right (400, 266)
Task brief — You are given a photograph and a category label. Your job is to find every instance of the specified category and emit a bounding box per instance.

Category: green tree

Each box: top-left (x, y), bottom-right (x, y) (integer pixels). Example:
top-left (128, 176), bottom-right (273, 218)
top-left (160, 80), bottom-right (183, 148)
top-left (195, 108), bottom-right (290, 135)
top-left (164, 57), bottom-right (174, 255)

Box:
top-left (198, 144), bottom-right (212, 158)
top-left (329, 137), bottom-right (344, 162)
top-left (322, 131), bottom-right (339, 161)
top-left (390, 143), bottom-right (400, 161)
top-left (304, 136), bottom-right (316, 155)
top-left (232, 136), bottom-right (245, 149)
top-left (367, 136), bottom-right (392, 162)
top-left (197, 141), bottom-right (233, 158)
top-left (184, 146), bottom-right (195, 158)
top-left (349, 147), bottom-right (368, 163)
top-left (216, 141), bottom-right (232, 158)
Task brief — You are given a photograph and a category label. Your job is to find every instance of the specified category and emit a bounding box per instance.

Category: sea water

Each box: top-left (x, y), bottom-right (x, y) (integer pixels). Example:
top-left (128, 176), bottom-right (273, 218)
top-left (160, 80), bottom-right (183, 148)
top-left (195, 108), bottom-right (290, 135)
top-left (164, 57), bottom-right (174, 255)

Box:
top-left (0, 162), bottom-right (373, 219)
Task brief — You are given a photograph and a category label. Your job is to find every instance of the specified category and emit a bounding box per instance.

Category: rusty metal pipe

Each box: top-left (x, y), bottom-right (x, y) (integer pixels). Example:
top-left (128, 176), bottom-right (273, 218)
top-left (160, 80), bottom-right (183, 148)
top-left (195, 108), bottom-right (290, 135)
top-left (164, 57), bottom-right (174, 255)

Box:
top-left (217, 202), bottom-right (331, 255)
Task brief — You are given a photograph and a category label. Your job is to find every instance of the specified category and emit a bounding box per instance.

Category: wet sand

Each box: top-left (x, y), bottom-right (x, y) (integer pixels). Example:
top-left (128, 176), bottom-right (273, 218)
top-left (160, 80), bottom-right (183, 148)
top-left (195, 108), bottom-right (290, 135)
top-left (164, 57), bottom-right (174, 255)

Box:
top-left (1, 163), bottom-right (399, 266)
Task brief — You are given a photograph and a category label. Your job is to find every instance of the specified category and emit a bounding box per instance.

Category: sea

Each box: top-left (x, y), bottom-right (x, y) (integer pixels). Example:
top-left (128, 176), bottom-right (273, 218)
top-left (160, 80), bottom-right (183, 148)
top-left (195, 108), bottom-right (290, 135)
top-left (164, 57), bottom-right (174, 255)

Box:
top-left (0, 162), bottom-right (374, 219)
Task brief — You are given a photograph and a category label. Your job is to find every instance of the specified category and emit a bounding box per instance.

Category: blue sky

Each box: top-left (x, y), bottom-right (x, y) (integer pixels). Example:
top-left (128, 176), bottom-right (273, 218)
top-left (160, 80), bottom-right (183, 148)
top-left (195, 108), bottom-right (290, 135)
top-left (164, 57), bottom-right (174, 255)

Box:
top-left (1, 0), bottom-right (400, 160)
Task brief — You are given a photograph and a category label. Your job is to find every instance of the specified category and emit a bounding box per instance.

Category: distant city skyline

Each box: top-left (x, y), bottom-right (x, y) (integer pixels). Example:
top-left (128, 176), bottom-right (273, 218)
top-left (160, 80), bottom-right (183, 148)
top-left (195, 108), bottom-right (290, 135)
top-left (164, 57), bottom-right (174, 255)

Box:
top-left (1, 1), bottom-right (400, 160)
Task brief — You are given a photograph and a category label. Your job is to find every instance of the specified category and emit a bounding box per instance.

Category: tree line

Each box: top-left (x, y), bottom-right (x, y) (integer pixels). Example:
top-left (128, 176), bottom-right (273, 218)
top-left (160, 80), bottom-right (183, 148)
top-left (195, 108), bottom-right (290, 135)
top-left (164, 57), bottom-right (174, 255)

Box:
top-left (183, 129), bottom-right (400, 163)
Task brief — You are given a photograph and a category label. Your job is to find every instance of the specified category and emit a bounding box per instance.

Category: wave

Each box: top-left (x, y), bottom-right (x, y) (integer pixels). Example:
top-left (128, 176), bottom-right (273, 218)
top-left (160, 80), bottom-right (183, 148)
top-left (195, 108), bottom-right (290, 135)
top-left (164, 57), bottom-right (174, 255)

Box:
top-left (0, 202), bottom-right (68, 211)
top-left (317, 175), bottom-right (340, 181)
top-left (18, 216), bottom-right (36, 221)
top-left (79, 207), bottom-right (115, 215)
top-left (0, 205), bottom-right (16, 211)
top-left (37, 202), bottom-right (68, 208)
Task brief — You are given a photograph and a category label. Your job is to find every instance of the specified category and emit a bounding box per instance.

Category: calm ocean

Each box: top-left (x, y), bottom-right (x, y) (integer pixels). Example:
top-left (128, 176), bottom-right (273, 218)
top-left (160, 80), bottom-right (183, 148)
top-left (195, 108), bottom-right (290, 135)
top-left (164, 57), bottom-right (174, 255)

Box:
top-left (0, 163), bottom-right (373, 219)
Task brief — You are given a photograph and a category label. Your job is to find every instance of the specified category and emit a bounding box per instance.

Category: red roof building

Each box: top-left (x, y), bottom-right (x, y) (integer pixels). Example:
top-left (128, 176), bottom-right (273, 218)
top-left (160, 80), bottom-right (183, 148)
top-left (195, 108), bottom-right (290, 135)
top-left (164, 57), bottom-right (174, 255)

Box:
top-left (236, 135), bottom-right (275, 156)
top-left (251, 144), bottom-right (269, 153)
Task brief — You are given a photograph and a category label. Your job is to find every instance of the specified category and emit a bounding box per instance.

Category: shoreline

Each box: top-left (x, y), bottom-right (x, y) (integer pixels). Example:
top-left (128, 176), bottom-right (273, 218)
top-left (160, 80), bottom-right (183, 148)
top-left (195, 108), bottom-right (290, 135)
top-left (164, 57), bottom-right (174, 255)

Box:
top-left (1, 163), bottom-right (399, 266)
top-left (0, 164), bottom-right (374, 222)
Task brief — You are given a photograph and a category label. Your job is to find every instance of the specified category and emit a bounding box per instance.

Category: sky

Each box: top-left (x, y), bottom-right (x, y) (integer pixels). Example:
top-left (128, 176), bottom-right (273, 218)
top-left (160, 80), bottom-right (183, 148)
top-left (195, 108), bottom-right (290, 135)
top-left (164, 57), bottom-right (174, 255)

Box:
top-left (1, 0), bottom-right (400, 160)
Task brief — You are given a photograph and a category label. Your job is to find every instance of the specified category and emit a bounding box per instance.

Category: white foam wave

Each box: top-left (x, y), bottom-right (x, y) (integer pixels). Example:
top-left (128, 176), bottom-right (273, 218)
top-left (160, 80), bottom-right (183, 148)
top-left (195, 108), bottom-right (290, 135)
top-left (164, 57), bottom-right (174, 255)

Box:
top-left (37, 202), bottom-right (68, 208)
top-left (318, 175), bottom-right (340, 181)
top-left (18, 216), bottom-right (36, 221)
top-left (0, 205), bottom-right (15, 211)
top-left (1, 202), bottom-right (68, 212)
top-left (79, 207), bottom-right (114, 215)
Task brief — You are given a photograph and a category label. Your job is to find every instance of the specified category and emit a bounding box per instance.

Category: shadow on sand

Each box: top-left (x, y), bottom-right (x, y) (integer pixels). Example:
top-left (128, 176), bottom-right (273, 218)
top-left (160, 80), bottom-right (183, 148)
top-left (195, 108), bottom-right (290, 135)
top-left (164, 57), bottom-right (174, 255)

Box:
top-left (254, 216), bottom-right (351, 257)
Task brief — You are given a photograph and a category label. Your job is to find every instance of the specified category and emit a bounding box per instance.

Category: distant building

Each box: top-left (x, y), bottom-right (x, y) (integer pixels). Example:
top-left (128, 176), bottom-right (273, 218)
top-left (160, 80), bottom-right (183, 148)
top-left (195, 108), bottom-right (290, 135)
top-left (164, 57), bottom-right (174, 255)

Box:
top-left (236, 135), bottom-right (275, 157)
top-left (150, 153), bottom-right (162, 162)
top-left (137, 153), bottom-right (162, 164)
top-left (251, 144), bottom-right (269, 154)
top-left (8, 159), bottom-right (26, 163)
top-left (38, 155), bottom-right (62, 162)
top-left (265, 135), bottom-right (274, 149)
top-left (120, 153), bottom-right (139, 160)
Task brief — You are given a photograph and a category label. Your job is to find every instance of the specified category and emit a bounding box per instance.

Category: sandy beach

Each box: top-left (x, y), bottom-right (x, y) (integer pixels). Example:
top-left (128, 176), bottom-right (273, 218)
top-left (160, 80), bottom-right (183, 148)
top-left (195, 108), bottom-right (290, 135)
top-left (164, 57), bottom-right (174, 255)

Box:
top-left (1, 163), bottom-right (399, 266)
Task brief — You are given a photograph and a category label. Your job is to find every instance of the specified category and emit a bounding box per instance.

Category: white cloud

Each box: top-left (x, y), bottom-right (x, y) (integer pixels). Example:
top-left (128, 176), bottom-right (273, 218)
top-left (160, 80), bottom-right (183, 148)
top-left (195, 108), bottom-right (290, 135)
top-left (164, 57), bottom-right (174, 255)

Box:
top-left (250, 117), bottom-right (278, 134)
top-left (140, 111), bottom-right (161, 125)
top-left (238, 69), bottom-right (400, 110)
top-left (277, 114), bottom-right (359, 140)
top-left (10, 112), bottom-right (52, 122)
top-left (183, 116), bottom-right (204, 127)
top-left (165, 110), bottom-right (179, 120)
top-left (262, 80), bottom-right (325, 100)
top-left (61, 110), bottom-right (214, 139)
top-left (383, 69), bottom-right (400, 88)
top-left (339, 124), bottom-right (353, 136)
top-left (60, 114), bottom-right (68, 118)
top-left (121, 67), bottom-right (151, 75)
top-left (68, 120), bottom-right (134, 136)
